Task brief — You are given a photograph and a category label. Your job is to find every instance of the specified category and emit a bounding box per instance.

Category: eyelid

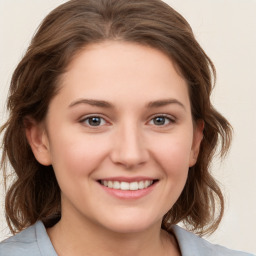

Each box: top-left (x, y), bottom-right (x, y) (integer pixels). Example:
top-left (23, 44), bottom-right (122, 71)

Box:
top-left (149, 113), bottom-right (176, 121)
top-left (147, 114), bottom-right (176, 126)
top-left (79, 114), bottom-right (111, 127)
top-left (78, 113), bottom-right (176, 128)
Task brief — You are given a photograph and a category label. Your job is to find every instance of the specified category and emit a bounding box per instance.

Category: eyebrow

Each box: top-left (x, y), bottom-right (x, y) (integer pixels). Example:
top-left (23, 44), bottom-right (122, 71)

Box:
top-left (68, 98), bottom-right (185, 110)
top-left (147, 99), bottom-right (186, 110)
top-left (68, 99), bottom-right (114, 108)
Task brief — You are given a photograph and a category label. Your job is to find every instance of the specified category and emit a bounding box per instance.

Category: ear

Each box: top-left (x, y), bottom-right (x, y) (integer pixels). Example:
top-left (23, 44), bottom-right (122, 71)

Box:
top-left (24, 118), bottom-right (52, 166)
top-left (189, 120), bottom-right (204, 167)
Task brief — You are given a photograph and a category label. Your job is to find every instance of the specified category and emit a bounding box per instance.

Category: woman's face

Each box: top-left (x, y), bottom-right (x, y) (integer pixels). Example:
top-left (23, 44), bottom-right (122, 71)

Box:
top-left (30, 41), bottom-right (203, 233)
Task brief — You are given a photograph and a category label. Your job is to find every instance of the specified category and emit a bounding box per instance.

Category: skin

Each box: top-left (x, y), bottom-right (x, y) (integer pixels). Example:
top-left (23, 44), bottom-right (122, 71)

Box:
top-left (26, 41), bottom-right (203, 256)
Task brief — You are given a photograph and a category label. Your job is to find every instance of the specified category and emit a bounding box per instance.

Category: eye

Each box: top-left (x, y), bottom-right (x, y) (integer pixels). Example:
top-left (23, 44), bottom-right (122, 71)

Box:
top-left (81, 116), bottom-right (107, 127)
top-left (148, 115), bottom-right (174, 126)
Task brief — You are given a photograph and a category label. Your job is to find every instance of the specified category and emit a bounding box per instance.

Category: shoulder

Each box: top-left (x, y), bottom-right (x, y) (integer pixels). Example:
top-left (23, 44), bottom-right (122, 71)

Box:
top-left (0, 221), bottom-right (57, 256)
top-left (171, 225), bottom-right (255, 256)
top-left (0, 223), bottom-right (39, 256)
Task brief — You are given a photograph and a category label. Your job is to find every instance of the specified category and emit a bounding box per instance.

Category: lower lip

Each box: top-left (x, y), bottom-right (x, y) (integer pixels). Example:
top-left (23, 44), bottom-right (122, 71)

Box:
top-left (99, 182), bottom-right (157, 199)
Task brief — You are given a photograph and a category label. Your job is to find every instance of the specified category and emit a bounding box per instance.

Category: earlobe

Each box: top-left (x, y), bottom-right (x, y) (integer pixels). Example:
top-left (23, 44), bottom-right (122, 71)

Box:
top-left (24, 118), bottom-right (52, 166)
top-left (189, 120), bottom-right (204, 167)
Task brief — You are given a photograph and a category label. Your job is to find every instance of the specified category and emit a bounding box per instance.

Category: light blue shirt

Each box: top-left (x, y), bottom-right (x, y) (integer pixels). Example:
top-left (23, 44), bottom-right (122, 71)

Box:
top-left (0, 221), bottom-right (254, 256)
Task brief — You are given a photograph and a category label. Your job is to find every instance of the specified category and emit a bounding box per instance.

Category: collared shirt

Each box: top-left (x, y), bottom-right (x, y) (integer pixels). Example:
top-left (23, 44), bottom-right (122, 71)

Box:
top-left (0, 221), bottom-right (254, 256)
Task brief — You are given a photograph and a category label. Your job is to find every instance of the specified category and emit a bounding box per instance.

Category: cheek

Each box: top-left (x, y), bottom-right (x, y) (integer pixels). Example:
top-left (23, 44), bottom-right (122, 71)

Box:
top-left (159, 142), bottom-right (190, 191)
top-left (146, 136), bottom-right (192, 215)
top-left (152, 133), bottom-right (193, 174)
top-left (49, 130), bottom-right (109, 178)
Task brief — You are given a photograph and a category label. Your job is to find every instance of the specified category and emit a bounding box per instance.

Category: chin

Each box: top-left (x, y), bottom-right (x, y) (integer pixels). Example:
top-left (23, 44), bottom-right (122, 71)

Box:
top-left (98, 213), bottom-right (161, 234)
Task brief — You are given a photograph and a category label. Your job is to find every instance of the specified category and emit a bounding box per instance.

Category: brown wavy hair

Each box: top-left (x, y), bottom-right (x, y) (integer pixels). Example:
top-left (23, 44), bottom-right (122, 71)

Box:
top-left (1, 0), bottom-right (232, 235)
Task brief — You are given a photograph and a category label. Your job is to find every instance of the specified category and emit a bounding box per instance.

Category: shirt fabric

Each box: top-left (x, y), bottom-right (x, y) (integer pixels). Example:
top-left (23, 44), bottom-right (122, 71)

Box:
top-left (0, 221), bottom-right (254, 256)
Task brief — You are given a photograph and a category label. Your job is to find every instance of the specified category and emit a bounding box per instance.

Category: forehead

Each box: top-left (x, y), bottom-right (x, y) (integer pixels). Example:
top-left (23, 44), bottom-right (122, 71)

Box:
top-left (53, 41), bottom-right (190, 110)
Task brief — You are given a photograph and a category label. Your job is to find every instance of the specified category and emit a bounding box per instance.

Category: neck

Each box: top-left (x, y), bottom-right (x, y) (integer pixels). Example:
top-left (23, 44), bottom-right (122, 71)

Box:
top-left (47, 213), bottom-right (179, 256)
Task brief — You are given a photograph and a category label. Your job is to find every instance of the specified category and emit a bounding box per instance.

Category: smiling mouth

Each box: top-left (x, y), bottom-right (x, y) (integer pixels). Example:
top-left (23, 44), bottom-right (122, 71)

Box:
top-left (99, 180), bottom-right (158, 191)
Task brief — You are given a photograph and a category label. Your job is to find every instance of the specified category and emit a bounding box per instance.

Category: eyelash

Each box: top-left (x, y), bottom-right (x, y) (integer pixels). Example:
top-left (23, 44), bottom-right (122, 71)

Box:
top-left (148, 114), bottom-right (175, 127)
top-left (80, 115), bottom-right (108, 127)
top-left (79, 114), bottom-right (175, 128)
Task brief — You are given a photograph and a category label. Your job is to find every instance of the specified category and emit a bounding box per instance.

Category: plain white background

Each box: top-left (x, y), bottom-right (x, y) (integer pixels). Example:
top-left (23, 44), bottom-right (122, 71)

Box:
top-left (0, 0), bottom-right (255, 254)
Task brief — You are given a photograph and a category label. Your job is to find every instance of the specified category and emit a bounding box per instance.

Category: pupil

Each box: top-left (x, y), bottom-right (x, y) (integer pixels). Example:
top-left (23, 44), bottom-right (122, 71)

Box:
top-left (154, 117), bottom-right (165, 125)
top-left (89, 117), bottom-right (101, 126)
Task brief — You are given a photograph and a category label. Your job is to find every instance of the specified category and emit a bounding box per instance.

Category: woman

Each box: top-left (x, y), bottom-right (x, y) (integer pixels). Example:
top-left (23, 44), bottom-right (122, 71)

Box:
top-left (0, 0), bottom-right (253, 255)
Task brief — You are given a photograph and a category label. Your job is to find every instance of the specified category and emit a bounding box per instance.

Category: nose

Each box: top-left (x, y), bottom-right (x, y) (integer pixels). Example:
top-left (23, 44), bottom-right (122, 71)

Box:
top-left (110, 122), bottom-right (149, 169)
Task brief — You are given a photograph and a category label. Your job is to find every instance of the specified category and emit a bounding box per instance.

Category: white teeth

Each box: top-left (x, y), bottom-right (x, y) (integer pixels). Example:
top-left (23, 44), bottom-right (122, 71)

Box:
top-left (108, 181), bottom-right (113, 188)
top-left (113, 181), bottom-right (120, 189)
top-left (120, 182), bottom-right (130, 190)
top-left (145, 180), bottom-right (150, 187)
top-left (130, 182), bottom-right (138, 190)
top-left (101, 180), bottom-right (154, 190)
top-left (138, 181), bottom-right (144, 189)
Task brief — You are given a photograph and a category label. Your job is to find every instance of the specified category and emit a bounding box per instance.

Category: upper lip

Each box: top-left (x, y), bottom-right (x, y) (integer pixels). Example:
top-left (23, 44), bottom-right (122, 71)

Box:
top-left (98, 176), bottom-right (158, 182)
